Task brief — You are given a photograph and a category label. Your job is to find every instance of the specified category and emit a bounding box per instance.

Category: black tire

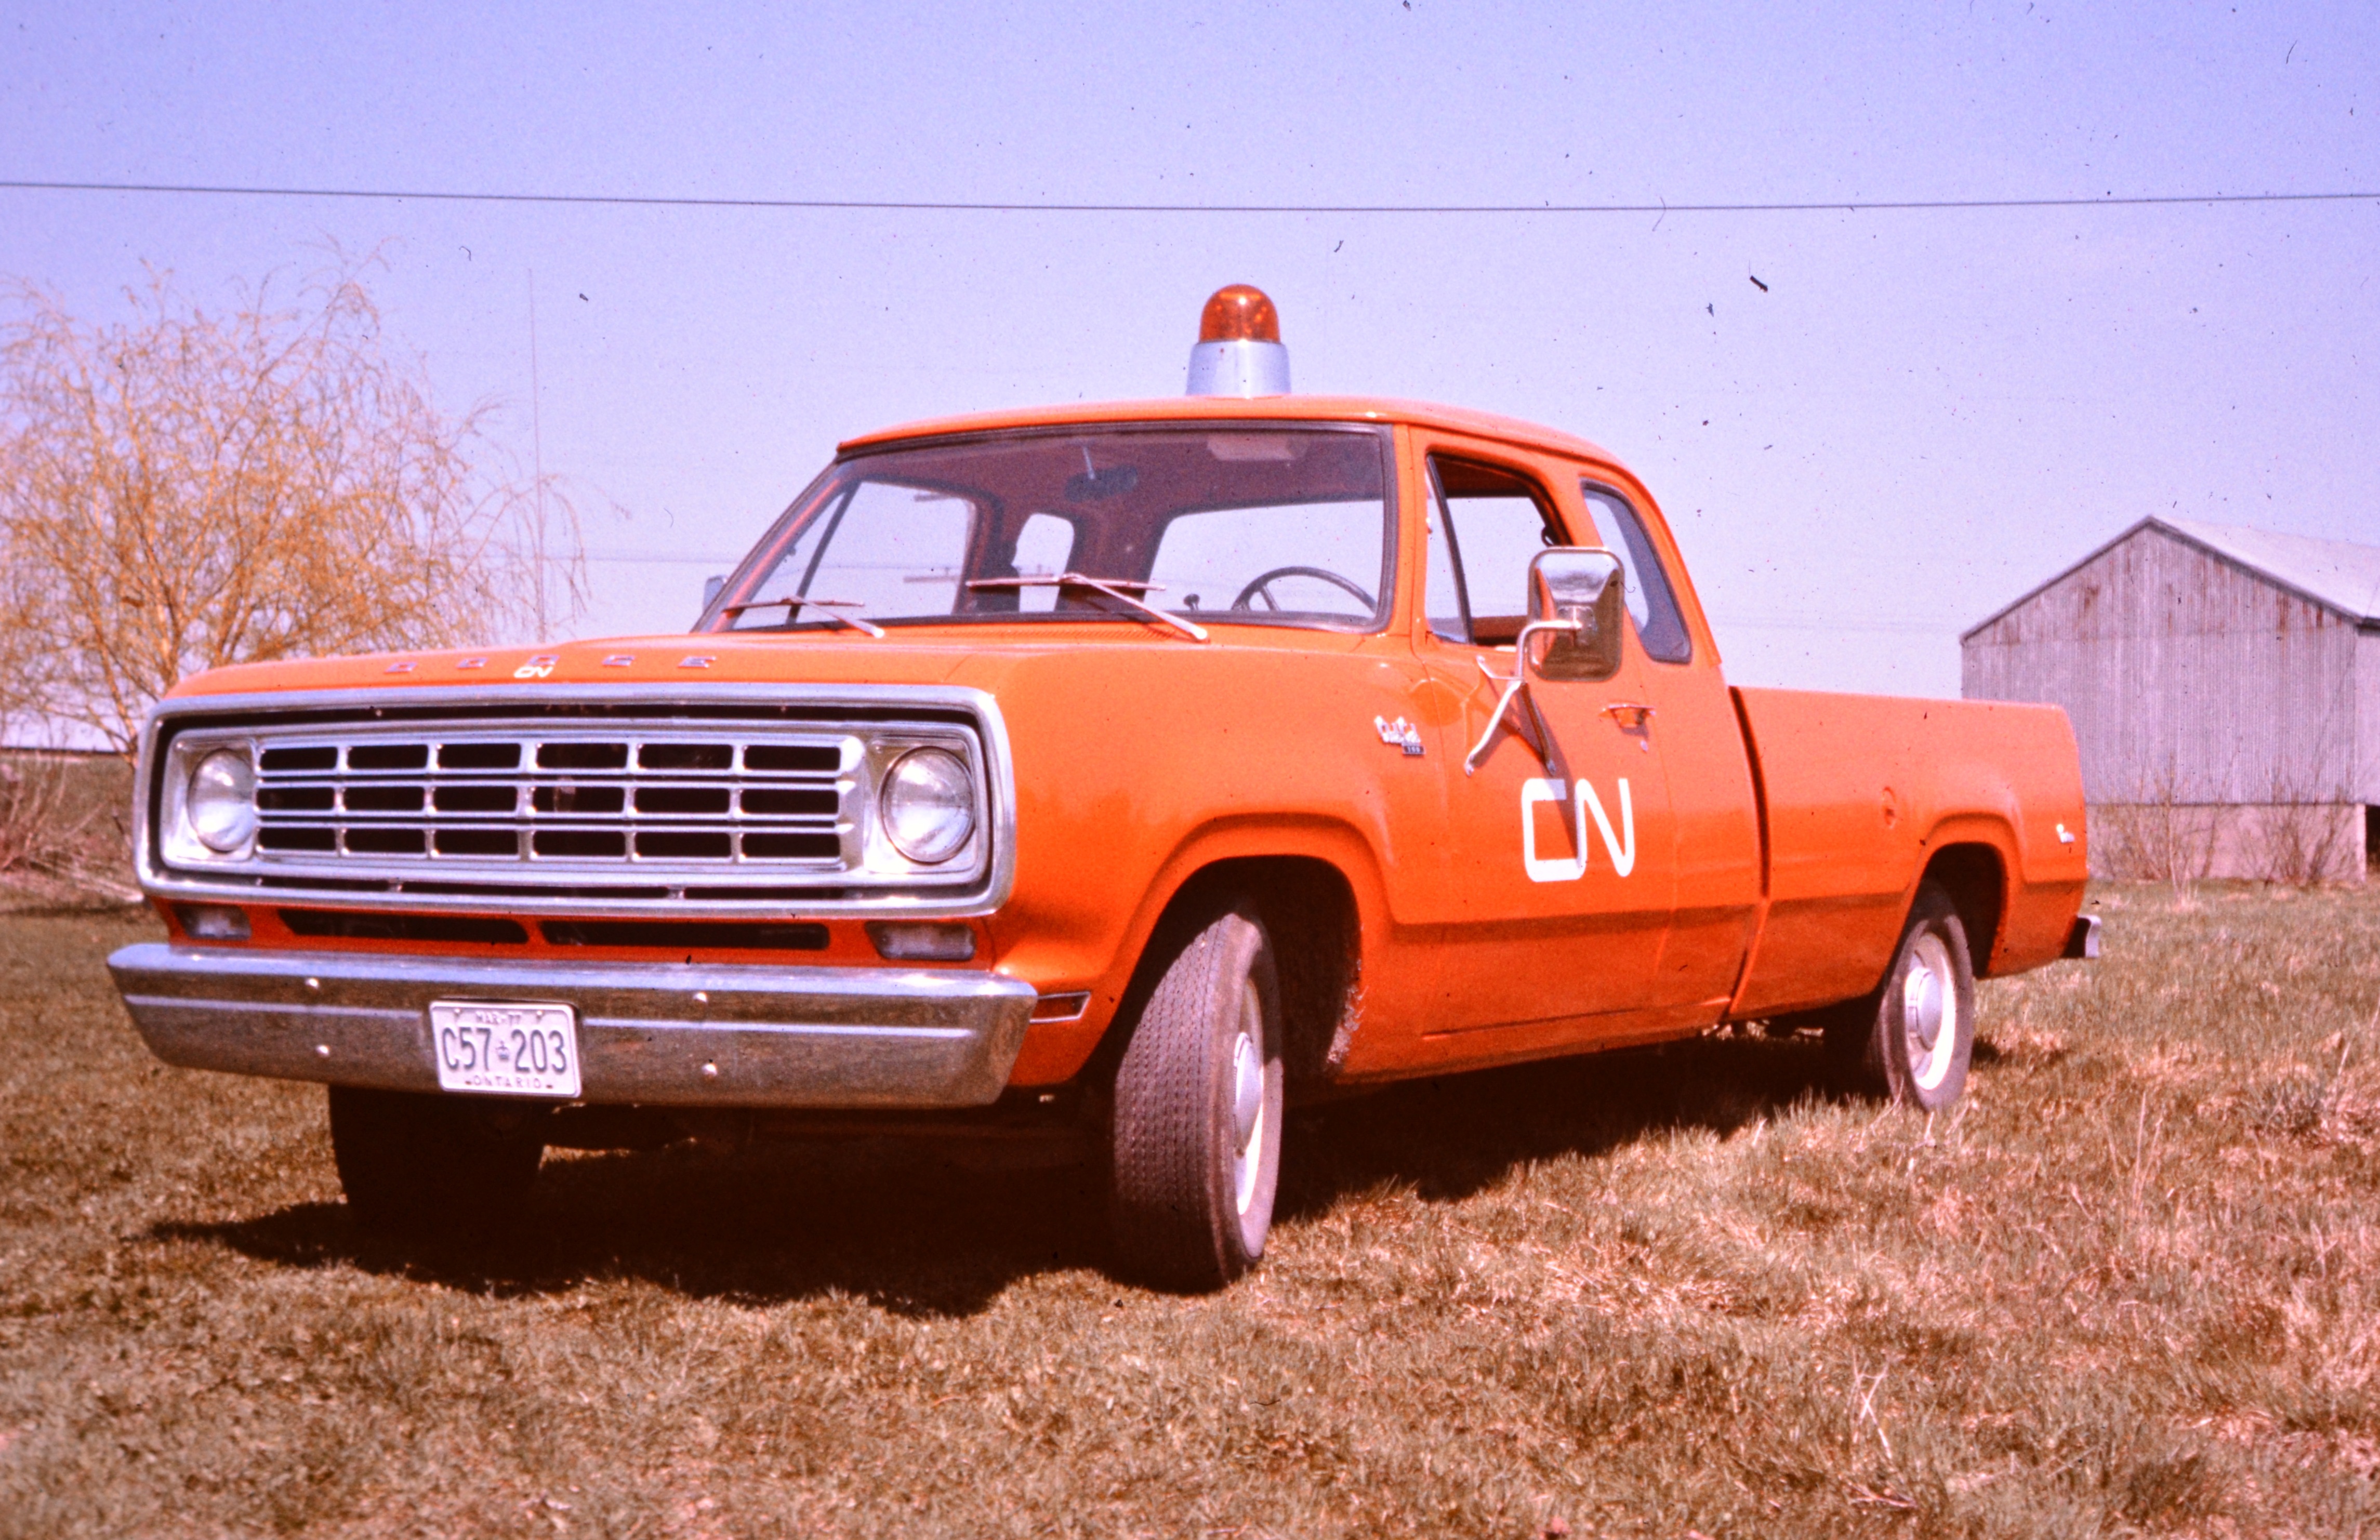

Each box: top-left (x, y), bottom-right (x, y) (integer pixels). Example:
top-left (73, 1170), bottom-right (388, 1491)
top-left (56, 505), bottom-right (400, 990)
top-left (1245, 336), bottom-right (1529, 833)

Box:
top-left (328, 1085), bottom-right (547, 1237)
top-left (1109, 900), bottom-right (1285, 1292)
top-left (1824, 881), bottom-right (1976, 1109)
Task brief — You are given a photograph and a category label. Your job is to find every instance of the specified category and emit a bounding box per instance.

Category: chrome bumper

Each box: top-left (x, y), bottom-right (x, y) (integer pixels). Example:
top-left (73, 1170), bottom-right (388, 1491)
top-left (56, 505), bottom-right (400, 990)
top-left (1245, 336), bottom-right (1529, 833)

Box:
top-left (107, 944), bottom-right (1036, 1108)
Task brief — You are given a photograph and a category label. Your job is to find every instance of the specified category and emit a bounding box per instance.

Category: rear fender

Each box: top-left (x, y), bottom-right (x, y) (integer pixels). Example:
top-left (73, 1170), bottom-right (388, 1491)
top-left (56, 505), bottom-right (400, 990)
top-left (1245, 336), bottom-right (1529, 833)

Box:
top-left (1913, 823), bottom-right (2015, 975)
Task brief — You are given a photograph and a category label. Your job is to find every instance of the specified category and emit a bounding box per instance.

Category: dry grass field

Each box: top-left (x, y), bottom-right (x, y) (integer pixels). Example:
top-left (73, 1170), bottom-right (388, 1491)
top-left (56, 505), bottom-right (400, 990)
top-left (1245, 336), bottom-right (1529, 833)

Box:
top-left (3, 882), bottom-right (2377, 1538)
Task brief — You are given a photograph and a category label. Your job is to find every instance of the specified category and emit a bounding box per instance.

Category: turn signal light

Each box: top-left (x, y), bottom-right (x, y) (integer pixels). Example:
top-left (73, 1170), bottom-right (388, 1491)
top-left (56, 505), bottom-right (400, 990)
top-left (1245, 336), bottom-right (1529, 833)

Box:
top-left (866, 921), bottom-right (978, 962)
top-left (175, 904), bottom-right (252, 940)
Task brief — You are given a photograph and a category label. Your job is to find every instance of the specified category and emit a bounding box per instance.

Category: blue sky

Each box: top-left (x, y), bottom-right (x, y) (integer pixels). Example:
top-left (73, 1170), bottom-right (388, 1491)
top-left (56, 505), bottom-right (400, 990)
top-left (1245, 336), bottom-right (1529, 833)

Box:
top-left (4, 2), bottom-right (2374, 695)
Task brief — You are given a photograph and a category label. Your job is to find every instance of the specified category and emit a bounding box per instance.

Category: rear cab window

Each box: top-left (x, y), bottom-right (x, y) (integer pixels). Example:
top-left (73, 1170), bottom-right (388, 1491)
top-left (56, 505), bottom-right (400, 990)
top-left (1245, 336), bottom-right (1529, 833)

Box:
top-left (1576, 482), bottom-right (1694, 665)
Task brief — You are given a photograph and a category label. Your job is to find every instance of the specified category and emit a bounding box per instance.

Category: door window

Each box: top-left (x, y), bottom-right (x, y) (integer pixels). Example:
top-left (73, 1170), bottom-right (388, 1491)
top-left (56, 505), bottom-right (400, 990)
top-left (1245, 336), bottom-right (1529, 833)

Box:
top-left (1423, 458), bottom-right (1566, 645)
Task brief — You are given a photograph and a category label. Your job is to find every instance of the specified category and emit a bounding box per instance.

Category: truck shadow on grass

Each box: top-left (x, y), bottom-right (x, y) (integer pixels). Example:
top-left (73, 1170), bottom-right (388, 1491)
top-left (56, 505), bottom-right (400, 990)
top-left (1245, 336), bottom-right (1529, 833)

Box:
top-left (154, 1033), bottom-right (1843, 1315)
top-left (1278, 1033), bottom-right (1841, 1218)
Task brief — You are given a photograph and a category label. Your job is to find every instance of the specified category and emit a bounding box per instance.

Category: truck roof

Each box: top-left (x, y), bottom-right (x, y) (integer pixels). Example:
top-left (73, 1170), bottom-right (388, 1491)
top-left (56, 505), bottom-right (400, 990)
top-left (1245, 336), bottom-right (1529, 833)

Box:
top-left (838, 394), bottom-right (1619, 467)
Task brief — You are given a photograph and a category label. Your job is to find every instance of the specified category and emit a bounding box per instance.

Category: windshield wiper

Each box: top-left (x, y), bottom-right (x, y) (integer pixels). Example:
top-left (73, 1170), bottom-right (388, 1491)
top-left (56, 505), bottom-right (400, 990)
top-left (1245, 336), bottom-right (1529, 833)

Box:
top-left (963, 574), bottom-right (1210, 643)
top-left (716, 594), bottom-right (887, 638)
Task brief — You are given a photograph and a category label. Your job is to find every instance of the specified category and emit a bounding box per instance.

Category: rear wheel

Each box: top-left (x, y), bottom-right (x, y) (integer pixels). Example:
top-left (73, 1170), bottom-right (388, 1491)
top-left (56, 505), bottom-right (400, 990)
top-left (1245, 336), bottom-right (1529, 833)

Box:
top-left (329, 1085), bottom-right (546, 1237)
top-left (1109, 900), bottom-right (1285, 1291)
top-left (1825, 881), bottom-right (1976, 1109)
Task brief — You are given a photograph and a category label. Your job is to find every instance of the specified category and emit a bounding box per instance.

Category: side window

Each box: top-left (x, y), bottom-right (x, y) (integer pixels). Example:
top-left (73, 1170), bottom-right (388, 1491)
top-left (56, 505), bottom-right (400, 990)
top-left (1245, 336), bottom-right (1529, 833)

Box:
top-left (1579, 483), bottom-right (1693, 663)
top-left (730, 479), bottom-right (975, 628)
top-left (1424, 457), bottom-right (1564, 645)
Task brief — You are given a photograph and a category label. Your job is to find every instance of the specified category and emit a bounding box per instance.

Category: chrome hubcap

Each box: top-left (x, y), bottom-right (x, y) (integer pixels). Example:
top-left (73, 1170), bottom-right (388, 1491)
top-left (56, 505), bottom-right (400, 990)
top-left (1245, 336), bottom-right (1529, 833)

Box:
top-left (1230, 1030), bottom-right (1262, 1149)
top-left (1902, 933), bottom-right (1958, 1092)
top-left (1227, 984), bottom-right (1268, 1216)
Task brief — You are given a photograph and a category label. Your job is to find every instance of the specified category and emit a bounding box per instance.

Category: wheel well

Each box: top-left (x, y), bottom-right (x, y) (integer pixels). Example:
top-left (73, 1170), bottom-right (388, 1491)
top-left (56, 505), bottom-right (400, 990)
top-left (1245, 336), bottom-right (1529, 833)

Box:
top-left (1099, 856), bottom-right (1362, 1091)
top-left (1923, 843), bottom-right (2005, 976)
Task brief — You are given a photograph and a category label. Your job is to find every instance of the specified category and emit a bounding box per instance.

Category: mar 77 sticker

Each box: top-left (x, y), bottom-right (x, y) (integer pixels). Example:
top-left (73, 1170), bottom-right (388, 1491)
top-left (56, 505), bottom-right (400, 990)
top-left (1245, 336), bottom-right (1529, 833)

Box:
top-left (1522, 777), bottom-right (1635, 883)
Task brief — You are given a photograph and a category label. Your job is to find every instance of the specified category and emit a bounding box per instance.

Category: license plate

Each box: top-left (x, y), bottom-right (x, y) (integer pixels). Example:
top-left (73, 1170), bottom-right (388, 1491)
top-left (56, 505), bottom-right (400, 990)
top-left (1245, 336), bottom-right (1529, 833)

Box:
top-left (429, 1000), bottom-right (582, 1098)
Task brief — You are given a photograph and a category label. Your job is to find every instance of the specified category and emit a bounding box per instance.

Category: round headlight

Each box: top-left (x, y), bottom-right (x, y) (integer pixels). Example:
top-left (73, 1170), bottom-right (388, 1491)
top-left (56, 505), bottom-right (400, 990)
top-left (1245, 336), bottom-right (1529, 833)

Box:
top-left (879, 748), bottom-right (975, 865)
top-left (187, 748), bottom-right (257, 854)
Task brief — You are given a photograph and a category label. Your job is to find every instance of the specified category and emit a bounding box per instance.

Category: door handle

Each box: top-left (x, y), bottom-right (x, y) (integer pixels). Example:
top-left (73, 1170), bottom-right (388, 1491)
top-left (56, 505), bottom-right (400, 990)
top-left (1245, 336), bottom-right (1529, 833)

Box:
top-left (1603, 702), bottom-right (1656, 748)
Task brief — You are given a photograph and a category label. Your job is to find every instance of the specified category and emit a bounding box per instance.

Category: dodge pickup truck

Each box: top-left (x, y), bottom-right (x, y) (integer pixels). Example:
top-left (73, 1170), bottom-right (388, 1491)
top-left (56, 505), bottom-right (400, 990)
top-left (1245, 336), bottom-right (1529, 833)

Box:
top-left (109, 286), bottom-right (2095, 1290)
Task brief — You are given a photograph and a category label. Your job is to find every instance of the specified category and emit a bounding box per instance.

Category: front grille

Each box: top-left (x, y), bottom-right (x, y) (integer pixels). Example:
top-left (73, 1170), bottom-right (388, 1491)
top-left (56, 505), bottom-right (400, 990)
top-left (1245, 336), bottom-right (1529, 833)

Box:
top-left (143, 691), bottom-right (1006, 916)
top-left (249, 726), bottom-right (854, 871)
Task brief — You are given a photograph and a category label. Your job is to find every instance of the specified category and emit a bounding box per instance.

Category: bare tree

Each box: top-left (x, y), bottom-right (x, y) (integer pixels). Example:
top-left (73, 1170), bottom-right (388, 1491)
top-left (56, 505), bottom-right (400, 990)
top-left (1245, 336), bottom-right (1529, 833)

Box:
top-left (0, 750), bottom-right (136, 905)
top-left (0, 256), bottom-right (584, 751)
top-left (2094, 758), bottom-right (2218, 891)
top-left (2254, 741), bottom-right (2359, 887)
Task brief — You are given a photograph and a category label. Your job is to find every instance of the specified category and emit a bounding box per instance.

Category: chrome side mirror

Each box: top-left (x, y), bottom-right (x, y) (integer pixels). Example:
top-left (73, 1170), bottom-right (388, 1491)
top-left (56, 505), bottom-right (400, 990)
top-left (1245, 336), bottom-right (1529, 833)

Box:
top-left (1464, 547), bottom-right (1627, 775)
top-left (1525, 548), bottom-right (1625, 683)
top-left (702, 574), bottom-right (726, 612)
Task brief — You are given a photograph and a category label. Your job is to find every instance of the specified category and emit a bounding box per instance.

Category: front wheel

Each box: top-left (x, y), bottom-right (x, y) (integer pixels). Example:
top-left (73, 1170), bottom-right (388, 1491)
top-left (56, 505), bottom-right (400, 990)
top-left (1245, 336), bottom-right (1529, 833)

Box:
top-left (1108, 900), bottom-right (1285, 1291)
top-left (1826, 882), bottom-right (1976, 1110)
top-left (329, 1085), bottom-right (547, 1237)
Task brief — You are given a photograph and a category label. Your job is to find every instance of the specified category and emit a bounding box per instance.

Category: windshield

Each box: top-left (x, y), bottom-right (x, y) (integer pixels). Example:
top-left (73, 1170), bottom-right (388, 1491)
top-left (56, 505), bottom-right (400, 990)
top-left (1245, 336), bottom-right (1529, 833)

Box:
top-left (703, 424), bottom-right (1394, 636)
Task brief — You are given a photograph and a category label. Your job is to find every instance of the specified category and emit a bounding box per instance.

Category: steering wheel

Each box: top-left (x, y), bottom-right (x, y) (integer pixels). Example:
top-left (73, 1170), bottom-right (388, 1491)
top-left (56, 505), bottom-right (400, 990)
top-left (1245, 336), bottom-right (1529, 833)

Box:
top-left (1230, 565), bottom-right (1377, 613)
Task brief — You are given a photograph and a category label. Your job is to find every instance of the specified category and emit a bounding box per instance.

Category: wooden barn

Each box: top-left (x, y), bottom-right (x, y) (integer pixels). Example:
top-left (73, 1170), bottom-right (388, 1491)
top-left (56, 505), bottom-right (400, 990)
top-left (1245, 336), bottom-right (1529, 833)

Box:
top-left (1962, 517), bottom-right (2380, 884)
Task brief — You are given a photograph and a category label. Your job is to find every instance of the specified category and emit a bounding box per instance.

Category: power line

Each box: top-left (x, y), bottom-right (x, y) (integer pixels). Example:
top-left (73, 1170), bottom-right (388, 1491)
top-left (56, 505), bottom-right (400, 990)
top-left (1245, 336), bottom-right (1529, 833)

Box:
top-left (1721, 617), bottom-right (1951, 635)
top-left (1, 178), bottom-right (2374, 216)
top-left (582, 551), bottom-right (743, 566)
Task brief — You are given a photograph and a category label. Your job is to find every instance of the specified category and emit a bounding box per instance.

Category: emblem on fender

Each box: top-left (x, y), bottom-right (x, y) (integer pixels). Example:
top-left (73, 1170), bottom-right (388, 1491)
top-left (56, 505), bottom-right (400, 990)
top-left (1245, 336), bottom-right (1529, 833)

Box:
top-left (1373, 715), bottom-right (1425, 756)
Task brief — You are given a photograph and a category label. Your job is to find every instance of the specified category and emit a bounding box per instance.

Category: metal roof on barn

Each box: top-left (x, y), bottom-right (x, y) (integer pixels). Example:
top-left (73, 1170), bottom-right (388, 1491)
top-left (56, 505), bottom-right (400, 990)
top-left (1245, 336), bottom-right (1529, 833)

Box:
top-left (1964, 516), bottom-right (2380, 640)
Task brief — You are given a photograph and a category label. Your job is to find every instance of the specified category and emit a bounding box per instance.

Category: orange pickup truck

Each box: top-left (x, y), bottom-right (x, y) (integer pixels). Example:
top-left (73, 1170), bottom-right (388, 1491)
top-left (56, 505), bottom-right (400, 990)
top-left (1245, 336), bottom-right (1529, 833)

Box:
top-left (109, 287), bottom-right (2094, 1289)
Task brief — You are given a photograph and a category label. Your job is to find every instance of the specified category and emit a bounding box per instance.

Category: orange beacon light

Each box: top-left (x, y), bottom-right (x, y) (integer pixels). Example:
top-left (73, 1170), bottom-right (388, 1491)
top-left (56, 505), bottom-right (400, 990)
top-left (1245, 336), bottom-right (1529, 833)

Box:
top-left (1186, 284), bottom-right (1290, 397)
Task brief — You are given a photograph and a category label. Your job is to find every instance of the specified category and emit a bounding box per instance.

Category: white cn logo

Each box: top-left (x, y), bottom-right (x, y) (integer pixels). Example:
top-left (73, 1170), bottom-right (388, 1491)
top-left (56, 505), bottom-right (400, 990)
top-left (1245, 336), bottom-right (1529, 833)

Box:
top-left (1520, 777), bottom-right (1635, 883)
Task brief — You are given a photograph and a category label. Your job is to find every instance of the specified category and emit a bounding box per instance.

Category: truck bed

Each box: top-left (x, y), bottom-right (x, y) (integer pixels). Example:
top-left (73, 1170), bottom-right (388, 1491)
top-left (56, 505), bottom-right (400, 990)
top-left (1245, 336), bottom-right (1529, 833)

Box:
top-left (1727, 687), bottom-right (2089, 1020)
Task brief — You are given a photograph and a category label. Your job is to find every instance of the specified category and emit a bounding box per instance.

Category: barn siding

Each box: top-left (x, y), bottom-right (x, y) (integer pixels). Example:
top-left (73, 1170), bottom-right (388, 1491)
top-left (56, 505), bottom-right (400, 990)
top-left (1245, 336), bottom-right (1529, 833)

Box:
top-left (2360, 626), bottom-right (2380, 804)
top-left (1962, 526), bottom-right (2361, 806)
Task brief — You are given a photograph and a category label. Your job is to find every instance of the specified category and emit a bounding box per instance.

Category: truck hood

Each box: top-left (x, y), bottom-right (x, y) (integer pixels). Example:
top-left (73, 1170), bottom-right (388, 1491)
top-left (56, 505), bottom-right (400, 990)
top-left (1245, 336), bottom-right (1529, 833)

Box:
top-left (162, 622), bottom-right (1365, 702)
top-left (165, 632), bottom-right (980, 699)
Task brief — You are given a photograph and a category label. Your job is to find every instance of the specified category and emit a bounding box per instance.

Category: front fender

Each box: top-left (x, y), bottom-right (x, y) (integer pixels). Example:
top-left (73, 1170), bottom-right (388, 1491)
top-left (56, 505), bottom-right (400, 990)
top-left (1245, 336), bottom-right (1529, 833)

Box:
top-left (999, 813), bottom-right (1395, 1086)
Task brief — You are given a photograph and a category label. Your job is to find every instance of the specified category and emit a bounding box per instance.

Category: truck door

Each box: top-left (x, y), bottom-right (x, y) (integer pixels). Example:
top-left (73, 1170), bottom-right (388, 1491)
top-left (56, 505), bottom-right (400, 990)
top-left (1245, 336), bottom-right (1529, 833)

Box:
top-left (1408, 448), bottom-right (1682, 1055)
top-left (1570, 476), bottom-right (1763, 1022)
